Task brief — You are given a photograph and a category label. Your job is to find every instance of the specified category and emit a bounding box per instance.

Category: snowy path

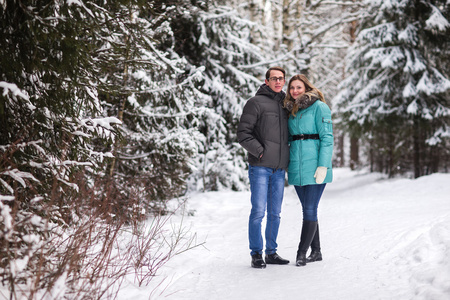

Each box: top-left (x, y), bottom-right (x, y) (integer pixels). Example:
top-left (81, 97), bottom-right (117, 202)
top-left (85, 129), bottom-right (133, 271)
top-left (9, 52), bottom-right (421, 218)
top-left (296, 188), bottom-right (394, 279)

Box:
top-left (120, 169), bottom-right (450, 300)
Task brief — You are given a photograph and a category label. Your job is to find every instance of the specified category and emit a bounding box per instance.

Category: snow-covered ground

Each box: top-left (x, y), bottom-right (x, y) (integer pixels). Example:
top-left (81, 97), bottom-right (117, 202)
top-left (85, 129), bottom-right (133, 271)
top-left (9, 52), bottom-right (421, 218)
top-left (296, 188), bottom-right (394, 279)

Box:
top-left (119, 168), bottom-right (450, 300)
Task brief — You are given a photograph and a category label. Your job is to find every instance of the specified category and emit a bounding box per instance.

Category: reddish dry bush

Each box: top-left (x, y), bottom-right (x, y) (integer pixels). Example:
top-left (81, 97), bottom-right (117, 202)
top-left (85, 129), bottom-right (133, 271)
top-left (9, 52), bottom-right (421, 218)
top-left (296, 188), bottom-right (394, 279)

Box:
top-left (0, 171), bottom-right (201, 300)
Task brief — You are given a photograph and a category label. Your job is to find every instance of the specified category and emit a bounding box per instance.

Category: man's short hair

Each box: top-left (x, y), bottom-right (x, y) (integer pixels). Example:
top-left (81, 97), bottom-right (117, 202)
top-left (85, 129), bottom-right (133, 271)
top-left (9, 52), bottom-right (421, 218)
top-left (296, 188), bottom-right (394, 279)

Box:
top-left (266, 66), bottom-right (286, 80)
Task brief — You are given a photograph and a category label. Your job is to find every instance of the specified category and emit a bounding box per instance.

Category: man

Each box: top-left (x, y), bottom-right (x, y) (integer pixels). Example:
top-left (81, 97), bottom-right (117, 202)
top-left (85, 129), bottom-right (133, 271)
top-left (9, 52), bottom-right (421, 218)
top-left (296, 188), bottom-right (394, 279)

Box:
top-left (237, 66), bottom-right (290, 268)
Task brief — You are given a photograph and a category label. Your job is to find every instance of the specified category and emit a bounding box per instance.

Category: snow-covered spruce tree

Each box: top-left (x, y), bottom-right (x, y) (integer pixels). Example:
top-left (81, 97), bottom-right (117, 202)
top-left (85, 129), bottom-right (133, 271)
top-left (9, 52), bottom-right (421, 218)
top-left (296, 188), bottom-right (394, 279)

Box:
top-left (333, 0), bottom-right (450, 177)
top-left (153, 0), bottom-right (269, 191)
top-left (1, 0), bottom-right (207, 297)
top-left (0, 0), bottom-right (126, 297)
top-left (191, 2), bottom-right (269, 191)
top-left (90, 1), bottom-right (212, 216)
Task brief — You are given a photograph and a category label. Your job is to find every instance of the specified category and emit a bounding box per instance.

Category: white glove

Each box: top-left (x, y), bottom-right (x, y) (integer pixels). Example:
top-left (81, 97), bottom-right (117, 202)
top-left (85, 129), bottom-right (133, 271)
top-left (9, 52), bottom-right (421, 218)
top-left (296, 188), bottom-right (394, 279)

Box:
top-left (314, 166), bottom-right (327, 184)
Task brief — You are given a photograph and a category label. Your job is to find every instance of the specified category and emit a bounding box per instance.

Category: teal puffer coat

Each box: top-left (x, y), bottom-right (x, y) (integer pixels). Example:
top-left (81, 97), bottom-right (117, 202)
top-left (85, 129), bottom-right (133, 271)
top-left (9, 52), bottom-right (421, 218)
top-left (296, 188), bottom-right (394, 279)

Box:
top-left (288, 100), bottom-right (333, 186)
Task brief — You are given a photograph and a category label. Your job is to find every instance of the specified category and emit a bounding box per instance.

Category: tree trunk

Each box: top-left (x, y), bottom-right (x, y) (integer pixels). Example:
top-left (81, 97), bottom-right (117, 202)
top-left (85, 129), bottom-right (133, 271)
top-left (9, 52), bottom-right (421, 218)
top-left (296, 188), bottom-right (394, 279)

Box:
top-left (282, 0), bottom-right (302, 51)
top-left (249, 0), bottom-right (263, 43)
top-left (413, 117), bottom-right (421, 178)
top-left (336, 133), bottom-right (345, 167)
top-left (348, 4), bottom-right (359, 171)
top-left (271, 0), bottom-right (281, 51)
top-left (350, 136), bottom-right (359, 170)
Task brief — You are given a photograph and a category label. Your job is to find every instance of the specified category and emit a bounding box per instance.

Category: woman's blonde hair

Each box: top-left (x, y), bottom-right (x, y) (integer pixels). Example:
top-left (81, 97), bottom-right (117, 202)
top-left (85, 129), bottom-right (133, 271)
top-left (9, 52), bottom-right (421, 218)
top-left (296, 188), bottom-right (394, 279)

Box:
top-left (283, 74), bottom-right (325, 116)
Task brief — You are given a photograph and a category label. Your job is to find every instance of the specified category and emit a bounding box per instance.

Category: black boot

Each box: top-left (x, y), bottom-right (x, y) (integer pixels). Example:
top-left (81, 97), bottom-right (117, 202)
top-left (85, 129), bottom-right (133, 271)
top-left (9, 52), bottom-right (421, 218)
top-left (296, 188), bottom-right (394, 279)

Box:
top-left (265, 253), bottom-right (290, 265)
top-left (306, 223), bottom-right (322, 263)
top-left (251, 253), bottom-right (266, 269)
top-left (296, 220), bottom-right (317, 266)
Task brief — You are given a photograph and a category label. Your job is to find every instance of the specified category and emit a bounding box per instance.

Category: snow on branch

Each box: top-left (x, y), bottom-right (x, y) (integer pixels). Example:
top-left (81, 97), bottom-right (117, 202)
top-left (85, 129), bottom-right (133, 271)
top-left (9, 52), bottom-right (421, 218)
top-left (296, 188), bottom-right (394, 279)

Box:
top-left (139, 66), bottom-right (205, 94)
top-left (1, 169), bottom-right (39, 188)
top-left (365, 46), bottom-right (403, 69)
top-left (57, 178), bottom-right (79, 192)
top-left (403, 81), bottom-right (417, 99)
top-left (309, 13), bottom-right (365, 45)
top-left (79, 117), bottom-right (122, 141)
top-left (147, 39), bottom-right (185, 74)
top-left (398, 24), bottom-right (419, 46)
top-left (0, 81), bottom-right (29, 100)
top-left (0, 195), bottom-right (15, 202)
top-left (360, 22), bottom-right (396, 46)
top-left (0, 201), bottom-right (13, 237)
top-left (417, 69), bottom-right (450, 96)
top-left (403, 49), bottom-right (426, 74)
top-left (0, 178), bottom-right (14, 194)
top-left (140, 106), bottom-right (207, 119)
top-left (81, 117), bottom-right (122, 130)
top-left (225, 64), bottom-right (260, 86)
top-left (0, 81), bottom-right (36, 111)
top-left (67, 0), bottom-right (95, 18)
top-left (0, 140), bottom-right (46, 156)
top-left (426, 5), bottom-right (450, 33)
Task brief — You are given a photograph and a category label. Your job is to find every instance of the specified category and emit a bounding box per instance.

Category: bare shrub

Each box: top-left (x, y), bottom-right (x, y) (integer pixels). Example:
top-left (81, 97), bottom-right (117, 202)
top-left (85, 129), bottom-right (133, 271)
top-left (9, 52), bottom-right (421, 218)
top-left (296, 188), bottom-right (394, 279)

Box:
top-left (0, 171), bottom-right (201, 300)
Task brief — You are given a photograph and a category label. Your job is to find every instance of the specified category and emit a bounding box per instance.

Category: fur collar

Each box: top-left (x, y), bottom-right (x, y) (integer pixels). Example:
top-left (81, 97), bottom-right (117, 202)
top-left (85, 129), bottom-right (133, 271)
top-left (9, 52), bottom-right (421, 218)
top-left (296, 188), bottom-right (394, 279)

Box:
top-left (285, 94), bottom-right (319, 112)
top-left (295, 94), bottom-right (318, 109)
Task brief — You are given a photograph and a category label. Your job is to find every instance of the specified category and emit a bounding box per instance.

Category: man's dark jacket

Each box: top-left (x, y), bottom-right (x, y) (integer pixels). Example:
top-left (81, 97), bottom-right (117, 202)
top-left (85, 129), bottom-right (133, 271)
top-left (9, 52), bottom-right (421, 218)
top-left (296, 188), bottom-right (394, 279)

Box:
top-left (237, 84), bottom-right (289, 170)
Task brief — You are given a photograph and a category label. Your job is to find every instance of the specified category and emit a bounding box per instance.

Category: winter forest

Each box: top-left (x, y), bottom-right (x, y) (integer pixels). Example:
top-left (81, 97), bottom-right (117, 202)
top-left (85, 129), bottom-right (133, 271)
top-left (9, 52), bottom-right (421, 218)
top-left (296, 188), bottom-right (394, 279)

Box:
top-left (1, 0), bottom-right (449, 299)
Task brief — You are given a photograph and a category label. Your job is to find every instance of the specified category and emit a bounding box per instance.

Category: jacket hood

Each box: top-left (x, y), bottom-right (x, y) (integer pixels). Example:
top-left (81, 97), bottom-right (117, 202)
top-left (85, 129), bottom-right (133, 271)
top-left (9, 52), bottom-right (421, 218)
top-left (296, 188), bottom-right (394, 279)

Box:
top-left (256, 84), bottom-right (286, 103)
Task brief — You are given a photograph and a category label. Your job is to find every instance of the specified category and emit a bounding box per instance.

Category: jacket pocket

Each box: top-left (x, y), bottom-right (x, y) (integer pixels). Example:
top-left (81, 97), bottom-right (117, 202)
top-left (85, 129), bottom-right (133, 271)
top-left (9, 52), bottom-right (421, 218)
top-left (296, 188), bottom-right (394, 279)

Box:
top-left (261, 112), bottom-right (280, 143)
top-left (322, 118), bottom-right (332, 132)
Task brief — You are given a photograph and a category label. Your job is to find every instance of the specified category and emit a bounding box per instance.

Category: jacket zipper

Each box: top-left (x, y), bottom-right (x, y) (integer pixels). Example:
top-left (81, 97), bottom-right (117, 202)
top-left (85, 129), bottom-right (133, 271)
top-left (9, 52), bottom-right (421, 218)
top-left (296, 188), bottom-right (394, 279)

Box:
top-left (298, 112), bottom-right (303, 186)
top-left (278, 102), bottom-right (283, 169)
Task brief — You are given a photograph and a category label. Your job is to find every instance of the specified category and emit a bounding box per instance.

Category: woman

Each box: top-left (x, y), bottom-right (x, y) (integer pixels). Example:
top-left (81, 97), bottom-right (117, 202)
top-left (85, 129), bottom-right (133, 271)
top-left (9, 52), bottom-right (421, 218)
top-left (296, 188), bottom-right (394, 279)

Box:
top-left (284, 74), bottom-right (333, 267)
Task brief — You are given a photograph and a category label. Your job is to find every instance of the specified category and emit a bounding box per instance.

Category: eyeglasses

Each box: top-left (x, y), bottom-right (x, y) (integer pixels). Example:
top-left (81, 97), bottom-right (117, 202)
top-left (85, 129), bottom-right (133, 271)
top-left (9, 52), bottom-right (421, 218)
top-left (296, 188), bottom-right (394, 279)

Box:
top-left (269, 77), bottom-right (285, 82)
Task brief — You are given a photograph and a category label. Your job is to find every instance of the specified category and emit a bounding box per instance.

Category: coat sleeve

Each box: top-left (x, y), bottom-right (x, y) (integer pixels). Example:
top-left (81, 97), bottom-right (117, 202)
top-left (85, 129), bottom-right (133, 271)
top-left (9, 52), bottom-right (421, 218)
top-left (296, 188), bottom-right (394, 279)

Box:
top-left (315, 103), bottom-right (333, 168)
top-left (237, 99), bottom-right (264, 158)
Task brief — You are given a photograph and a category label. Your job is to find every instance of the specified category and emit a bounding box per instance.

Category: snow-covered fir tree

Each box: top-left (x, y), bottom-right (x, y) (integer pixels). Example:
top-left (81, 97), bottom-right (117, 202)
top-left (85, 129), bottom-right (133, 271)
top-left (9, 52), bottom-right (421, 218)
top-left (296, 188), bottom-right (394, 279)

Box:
top-left (333, 0), bottom-right (450, 177)
top-left (180, 1), bottom-right (269, 191)
top-left (0, 0), bottom-right (218, 296)
top-left (0, 0), bottom-right (133, 296)
top-left (97, 1), bottom-right (214, 212)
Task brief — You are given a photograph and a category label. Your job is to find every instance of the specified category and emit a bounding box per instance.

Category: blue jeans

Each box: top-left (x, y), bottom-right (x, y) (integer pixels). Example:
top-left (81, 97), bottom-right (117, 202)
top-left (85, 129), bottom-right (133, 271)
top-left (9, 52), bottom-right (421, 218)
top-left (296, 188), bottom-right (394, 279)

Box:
top-left (248, 165), bottom-right (286, 256)
top-left (294, 184), bottom-right (326, 221)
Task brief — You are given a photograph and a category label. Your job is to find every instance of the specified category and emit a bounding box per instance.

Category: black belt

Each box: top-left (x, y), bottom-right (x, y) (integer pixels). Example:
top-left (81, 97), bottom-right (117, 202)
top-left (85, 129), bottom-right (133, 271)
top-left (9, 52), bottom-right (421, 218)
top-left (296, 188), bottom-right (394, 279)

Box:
top-left (292, 134), bottom-right (320, 141)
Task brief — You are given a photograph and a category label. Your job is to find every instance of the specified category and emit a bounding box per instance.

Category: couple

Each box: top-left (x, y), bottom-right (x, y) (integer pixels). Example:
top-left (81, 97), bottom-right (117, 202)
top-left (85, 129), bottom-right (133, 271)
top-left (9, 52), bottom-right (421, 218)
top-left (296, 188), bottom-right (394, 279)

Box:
top-left (237, 66), bottom-right (333, 268)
